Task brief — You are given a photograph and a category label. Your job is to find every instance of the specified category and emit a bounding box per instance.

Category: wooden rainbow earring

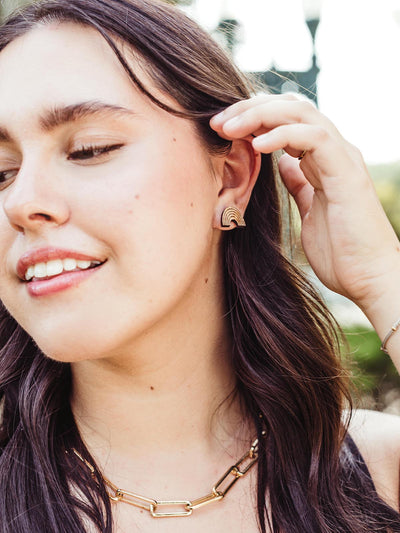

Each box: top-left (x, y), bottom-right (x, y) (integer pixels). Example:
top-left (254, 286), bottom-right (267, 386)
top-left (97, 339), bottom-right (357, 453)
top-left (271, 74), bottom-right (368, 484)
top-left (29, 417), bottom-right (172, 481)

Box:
top-left (221, 206), bottom-right (246, 228)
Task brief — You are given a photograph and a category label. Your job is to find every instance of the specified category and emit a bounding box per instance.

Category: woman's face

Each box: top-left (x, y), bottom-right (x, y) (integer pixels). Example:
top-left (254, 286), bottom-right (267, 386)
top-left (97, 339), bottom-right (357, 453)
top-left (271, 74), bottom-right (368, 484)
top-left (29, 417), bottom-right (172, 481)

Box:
top-left (0, 23), bottom-right (224, 361)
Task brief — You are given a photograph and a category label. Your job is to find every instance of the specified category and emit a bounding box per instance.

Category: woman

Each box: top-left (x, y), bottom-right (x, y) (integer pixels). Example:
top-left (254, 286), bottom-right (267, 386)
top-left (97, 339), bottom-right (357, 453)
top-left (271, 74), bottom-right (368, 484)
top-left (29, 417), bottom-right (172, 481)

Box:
top-left (0, 0), bottom-right (399, 531)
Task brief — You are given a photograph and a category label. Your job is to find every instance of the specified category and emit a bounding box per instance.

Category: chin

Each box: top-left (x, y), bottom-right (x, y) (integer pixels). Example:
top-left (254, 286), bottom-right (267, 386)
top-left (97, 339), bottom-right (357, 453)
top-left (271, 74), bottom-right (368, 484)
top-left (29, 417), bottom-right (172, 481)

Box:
top-left (36, 341), bottom-right (101, 364)
top-left (26, 324), bottom-right (108, 363)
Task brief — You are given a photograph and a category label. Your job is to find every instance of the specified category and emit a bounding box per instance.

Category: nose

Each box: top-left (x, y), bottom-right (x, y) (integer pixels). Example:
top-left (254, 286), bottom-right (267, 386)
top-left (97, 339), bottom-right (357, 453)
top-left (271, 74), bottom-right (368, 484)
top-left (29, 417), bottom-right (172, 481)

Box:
top-left (2, 163), bottom-right (70, 233)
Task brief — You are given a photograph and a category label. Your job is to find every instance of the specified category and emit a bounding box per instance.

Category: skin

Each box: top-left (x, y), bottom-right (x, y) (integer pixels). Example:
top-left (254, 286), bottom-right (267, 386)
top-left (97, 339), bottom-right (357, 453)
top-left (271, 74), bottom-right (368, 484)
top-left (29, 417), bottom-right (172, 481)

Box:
top-left (0, 23), bottom-right (261, 532)
top-left (211, 95), bottom-right (400, 511)
top-left (0, 21), bottom-right (399, 533)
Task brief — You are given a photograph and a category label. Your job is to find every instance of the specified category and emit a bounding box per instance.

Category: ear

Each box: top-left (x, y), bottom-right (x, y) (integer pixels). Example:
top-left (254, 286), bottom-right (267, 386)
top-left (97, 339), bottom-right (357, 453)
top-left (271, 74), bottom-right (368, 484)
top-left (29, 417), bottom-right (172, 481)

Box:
top-left (212, 139), bottom-right (262, 230)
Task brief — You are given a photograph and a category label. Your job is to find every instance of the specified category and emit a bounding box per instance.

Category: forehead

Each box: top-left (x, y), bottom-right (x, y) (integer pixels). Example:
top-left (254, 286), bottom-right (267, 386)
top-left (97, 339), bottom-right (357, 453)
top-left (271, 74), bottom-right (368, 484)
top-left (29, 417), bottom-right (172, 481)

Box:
top-left (0, 22), bottom-right (150, 130)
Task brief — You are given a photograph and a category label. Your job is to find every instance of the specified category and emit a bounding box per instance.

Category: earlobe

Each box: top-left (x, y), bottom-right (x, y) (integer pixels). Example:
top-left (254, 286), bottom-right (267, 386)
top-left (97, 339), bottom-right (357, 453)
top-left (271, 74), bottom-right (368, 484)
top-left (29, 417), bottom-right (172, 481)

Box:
top-left (213, 139), bottom-right (261, 230)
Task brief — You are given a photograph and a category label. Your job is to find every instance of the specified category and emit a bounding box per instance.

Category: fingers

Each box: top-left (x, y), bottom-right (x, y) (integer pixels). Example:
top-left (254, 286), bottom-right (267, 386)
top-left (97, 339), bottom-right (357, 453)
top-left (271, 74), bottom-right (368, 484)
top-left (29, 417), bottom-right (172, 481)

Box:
top-left (210, 95), bottom-right (340, 151)
top-left (210, 92), bottom-right (310, 128)
top-left (252, 123), bottom-right (325, 155)
top-left (209, 93), bottom-right (360, 195)
top-left (210, 94), bottom-right (305, 140)
top-left (278, 154), bottom-right (314, 219)
top-left (215, 100), bottom-right (318, 137)
top-left (211, 93), bottom-right (324, 126)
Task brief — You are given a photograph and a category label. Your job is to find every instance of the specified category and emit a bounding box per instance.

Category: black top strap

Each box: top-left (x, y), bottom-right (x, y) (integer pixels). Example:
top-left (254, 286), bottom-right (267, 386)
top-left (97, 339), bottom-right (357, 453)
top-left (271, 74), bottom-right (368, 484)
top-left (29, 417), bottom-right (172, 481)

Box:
top-left (345, 432), bottom-right (378, 493)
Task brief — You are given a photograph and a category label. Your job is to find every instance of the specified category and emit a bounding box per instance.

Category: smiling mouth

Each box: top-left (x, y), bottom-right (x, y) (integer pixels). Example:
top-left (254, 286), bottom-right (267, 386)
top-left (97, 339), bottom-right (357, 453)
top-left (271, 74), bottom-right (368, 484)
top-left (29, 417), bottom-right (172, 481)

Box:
top-left (24, 258), bottom-right (106, 282)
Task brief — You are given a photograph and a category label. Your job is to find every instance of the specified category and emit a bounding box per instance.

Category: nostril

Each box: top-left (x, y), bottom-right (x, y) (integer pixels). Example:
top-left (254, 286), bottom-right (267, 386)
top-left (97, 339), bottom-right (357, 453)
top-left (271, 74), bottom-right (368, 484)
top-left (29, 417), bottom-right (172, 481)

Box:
top-left (28, 213), bottom-right (52, 222)
top-left (4, 197), bottom-right (70, 229)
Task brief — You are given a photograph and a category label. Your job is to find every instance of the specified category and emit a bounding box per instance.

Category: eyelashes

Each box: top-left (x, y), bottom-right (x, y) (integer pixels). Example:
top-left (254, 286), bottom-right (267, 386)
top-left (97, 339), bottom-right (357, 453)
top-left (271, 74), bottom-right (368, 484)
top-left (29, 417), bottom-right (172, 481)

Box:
top-left (0, 144), bottom-right (125, 190)
top-left (67, 143), bottom-right (124, 161)
top-left (0, 169), bottom-right (18, 189)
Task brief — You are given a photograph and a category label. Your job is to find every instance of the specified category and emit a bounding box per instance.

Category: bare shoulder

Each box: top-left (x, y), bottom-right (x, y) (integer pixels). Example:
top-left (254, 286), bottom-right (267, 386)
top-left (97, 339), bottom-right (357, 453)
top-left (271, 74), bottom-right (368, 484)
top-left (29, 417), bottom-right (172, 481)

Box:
top-left (347, 408), bottom-right (400, 510)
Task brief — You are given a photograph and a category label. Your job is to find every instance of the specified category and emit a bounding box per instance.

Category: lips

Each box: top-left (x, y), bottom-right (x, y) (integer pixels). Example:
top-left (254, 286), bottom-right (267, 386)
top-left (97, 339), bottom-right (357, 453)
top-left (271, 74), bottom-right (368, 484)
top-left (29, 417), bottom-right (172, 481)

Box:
top-left (17, 247), bottom-right (105, 281)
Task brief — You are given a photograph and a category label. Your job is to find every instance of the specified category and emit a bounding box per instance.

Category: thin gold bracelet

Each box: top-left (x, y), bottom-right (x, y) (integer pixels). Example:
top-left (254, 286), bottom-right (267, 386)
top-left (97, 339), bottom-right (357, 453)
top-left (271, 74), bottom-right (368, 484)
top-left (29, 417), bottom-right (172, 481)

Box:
top-left (380, 317), bottom-right (400, 354)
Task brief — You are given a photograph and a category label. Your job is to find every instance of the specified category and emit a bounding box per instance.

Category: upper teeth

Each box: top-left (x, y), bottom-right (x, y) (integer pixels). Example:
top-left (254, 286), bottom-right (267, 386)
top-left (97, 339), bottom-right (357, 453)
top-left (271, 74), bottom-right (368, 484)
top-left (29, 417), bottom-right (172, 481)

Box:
top-left (25, 259), bottom-right (101, 281)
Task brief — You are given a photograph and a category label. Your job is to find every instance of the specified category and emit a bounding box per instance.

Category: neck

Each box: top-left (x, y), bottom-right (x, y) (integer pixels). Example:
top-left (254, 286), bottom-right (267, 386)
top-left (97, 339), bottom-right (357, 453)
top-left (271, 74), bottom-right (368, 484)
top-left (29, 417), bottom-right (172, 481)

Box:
top-left (71, 331), bottom-right (241, 456)
top-left (70, 261), bottom-right (252, 469)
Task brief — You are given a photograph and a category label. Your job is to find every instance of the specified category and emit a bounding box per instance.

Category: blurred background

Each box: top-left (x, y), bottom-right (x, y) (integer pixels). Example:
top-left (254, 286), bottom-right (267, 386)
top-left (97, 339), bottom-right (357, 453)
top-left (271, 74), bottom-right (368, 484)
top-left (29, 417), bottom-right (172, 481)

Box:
top-left (2, 0), bottom-right (400, 411)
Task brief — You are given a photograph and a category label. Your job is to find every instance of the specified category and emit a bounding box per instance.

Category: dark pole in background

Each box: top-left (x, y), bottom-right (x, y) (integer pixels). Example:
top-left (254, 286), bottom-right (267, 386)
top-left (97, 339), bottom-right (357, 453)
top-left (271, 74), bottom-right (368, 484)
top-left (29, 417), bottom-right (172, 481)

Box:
top-left (252, 17), bottom-right (320, 105)
top-left (213, 4), bottom-right (321, 106)
top-left (216, 18), bottom-right (241, 56)
top-left (1, 0), bottom-right (320, 106)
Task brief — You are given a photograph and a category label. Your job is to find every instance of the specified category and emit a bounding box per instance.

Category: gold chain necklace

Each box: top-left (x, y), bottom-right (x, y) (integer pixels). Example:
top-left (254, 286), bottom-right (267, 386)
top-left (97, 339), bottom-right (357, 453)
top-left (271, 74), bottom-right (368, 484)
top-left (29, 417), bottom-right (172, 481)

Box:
top-left (73, 434), bottom-right (263, 518)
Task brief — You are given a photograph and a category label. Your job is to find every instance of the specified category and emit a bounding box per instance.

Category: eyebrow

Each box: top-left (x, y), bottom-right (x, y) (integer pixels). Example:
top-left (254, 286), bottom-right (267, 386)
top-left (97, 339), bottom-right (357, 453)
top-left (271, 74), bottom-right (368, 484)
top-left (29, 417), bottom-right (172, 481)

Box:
top-left (40, 101), bottom-right (136, 131)
top-left (0, 100), bottom-right (136, 143)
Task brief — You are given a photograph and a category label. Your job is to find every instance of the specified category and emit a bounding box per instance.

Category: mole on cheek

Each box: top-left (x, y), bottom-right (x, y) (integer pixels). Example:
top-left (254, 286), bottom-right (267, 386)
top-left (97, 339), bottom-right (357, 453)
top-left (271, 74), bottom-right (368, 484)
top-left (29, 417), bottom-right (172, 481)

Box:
top-left (190, 202), bottom-right (194, 207)
top-left (205, 278), bottom-right (209, 284)
top-left (172, 137), bottom-right (177, 142)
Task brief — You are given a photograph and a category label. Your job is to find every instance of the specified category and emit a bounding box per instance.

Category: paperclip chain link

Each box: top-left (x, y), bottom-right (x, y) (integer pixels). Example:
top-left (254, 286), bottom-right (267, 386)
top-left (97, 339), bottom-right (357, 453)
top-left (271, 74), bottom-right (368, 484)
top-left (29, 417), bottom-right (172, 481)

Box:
top-left (73, 431), bottom-right (264, 519)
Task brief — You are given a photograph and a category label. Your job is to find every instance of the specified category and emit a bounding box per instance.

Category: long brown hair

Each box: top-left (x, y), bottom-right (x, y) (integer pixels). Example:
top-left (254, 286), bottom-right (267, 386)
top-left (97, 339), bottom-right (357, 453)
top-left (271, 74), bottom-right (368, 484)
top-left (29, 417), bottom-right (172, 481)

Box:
top-left (0, 1), bottom-right (399, 531)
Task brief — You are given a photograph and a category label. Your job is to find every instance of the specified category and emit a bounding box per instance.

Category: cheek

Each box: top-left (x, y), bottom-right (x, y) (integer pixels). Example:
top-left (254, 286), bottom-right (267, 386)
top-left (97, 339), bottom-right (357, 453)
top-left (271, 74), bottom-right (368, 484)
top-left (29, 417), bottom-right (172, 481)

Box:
top-left (0, 212), bottom-right (14, 293)
top-left (83, 140), bottom-right (216, 291)
top-left (93, 136), bottom-right (216, 250)
top-left (117, 164), bottom-right (214, 270)
top-left (0, 133), bottom-right (220, 361)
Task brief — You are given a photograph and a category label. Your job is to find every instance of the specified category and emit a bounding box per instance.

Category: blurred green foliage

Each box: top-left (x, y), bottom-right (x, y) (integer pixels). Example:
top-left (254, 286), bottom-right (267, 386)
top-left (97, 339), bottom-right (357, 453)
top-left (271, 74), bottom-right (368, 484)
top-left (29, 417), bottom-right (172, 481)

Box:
top-left (338, 163), bottom-right (400, 408)
top-left (0, 0), bottom-right (32, 20)
top-left (369, 160), bottom-right (400, 238)
top-left (345, 162), bottom-right (400, 407)
top-left (342, 326), bottom-right (400, 407)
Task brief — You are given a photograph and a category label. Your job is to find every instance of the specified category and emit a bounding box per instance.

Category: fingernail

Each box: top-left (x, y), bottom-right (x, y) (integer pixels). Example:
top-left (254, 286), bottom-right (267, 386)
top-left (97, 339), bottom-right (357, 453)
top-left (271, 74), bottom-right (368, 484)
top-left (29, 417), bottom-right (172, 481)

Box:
top-left (211, 110), bottom-right (225, 125)
top-left (252, 133), bottom-right (271, 148)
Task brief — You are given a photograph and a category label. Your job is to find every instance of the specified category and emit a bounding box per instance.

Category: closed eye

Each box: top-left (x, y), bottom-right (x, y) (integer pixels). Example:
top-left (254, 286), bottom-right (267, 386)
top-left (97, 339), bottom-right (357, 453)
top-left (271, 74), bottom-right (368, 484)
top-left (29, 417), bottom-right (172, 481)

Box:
top-left (68, 144), bottom-right (124, 161)
top-left (0, 169), bottom-right (18, 189)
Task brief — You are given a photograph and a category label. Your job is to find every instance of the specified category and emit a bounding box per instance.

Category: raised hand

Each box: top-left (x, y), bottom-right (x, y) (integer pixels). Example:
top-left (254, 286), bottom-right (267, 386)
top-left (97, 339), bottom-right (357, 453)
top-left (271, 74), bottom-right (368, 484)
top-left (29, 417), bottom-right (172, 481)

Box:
top-left (211, 94), bottom-right (400, 365)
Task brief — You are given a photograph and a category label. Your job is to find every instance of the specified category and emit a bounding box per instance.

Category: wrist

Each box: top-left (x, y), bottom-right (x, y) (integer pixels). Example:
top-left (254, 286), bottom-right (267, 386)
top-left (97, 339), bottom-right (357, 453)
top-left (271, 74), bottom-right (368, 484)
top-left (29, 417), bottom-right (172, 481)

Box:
top-left (351, 259), bottom-right (400, 343)
top-left (380, 317), bottom-right (400, 354)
